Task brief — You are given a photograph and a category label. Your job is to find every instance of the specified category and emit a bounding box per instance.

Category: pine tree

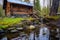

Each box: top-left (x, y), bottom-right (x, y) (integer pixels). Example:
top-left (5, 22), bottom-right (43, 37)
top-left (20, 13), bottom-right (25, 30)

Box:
top-left (34, 0), bottom-right (41, 11)
top-left (30, 0), bottom-right (41, 19)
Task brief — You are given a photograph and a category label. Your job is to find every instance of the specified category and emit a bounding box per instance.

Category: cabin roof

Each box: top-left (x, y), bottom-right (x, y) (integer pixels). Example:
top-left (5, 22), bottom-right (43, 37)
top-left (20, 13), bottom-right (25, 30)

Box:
top-left (7, 0), bottom-right (34, 6)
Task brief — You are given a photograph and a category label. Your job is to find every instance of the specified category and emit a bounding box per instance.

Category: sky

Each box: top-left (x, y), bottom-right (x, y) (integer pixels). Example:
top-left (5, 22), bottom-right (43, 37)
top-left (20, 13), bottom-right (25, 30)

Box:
top-left (40, 0), bottom-right (50, 8)
top-left (0, 0), bottom-right (3, 5)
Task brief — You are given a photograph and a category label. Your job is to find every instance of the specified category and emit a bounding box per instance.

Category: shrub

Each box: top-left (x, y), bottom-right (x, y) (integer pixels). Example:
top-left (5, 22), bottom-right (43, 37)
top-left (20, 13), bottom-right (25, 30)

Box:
top-left (0, 6), bottom-right (3, 17)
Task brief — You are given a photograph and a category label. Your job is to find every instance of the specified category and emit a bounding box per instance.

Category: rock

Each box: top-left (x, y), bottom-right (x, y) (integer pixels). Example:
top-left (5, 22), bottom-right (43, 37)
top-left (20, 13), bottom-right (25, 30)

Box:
top-left (20, 34), bottom-right (27, 37)
top-left (11, 16), bottom-right (15, 18)
top-left (8, 27), bottom-right (15, 30)
top-left (28, 25), bottom-right (35, 29)
top-left (10, 30), bottom-right (18, 33)
top-left (16, 28), bottom-right (23, 31)
top-left (0, 29), bottom-right (5, 33)
top-left (0, 29), bottom-right (5, 35)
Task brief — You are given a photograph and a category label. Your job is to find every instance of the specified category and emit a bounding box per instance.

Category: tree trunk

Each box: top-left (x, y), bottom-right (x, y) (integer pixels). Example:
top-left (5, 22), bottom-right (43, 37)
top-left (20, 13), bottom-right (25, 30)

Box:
top-left (50, 0), bottom-right (60, 16)
top-left (3, 0), bottom-right (7, 9)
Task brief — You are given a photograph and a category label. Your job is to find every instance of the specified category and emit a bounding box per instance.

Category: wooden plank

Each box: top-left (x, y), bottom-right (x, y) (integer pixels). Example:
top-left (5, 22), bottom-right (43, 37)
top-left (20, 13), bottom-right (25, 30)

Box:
top-left (6, 2), bottom-right (11, 16)
top-left (5, 3), bottom-right (33, 16)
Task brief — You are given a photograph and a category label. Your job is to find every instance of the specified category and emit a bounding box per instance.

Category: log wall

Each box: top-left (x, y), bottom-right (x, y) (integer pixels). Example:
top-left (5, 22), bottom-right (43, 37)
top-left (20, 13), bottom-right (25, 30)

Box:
top-left (6, 3), bottom-right (33, 16)
top-left (6, 2), bottom-right (11, 16)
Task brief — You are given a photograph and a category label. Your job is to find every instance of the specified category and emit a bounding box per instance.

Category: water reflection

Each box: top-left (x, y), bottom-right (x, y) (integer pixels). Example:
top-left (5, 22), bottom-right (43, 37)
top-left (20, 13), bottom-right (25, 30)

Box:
top-left (1, 37), bottom-right (7, 40)
top-left (39, 27), bottom-right (49, 40)
top-left (1, 26), bottom-right (59, 40)
top-left (1, 27), bottom-right (50, 40)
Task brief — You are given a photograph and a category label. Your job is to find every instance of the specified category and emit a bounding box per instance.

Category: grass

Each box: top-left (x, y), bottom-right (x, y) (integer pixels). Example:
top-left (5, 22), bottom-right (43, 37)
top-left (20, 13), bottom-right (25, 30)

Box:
top-left (0, 6), bottom-right (3, 17)
top-left (40, 7), bottom-right (50, 17)
top-left (35, 7), bottom-right (50, 17)
top-left (0, 6), bottom-right (5, 17)
top-left (58, 7), bottom-right (60, 12)
top-left (0, 17), bottom-right (34, 29)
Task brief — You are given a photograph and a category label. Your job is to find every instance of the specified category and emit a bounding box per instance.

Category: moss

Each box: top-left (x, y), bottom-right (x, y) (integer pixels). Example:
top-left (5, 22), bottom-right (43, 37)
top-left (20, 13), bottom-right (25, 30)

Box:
top-left (45, 15), bottom-right (60, 20)
top-left (0, 25), bottom-right (8, 29)
top-left (0, 17), bottom-right (34, 29)
top-left (26, 17), bottom-right (34, 21)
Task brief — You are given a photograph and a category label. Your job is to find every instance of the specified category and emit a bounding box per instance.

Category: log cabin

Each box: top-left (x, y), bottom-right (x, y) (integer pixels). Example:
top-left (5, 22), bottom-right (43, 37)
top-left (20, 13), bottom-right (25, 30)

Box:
top-left (3, 0), bottom-right (34, 17)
